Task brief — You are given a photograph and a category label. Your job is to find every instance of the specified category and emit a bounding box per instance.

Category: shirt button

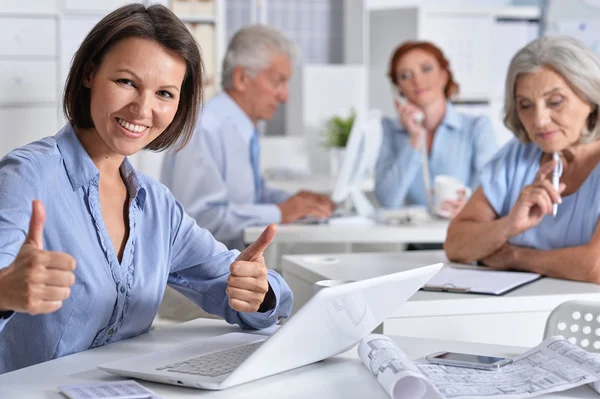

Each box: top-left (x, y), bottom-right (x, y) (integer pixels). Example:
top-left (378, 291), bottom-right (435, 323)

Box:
top-left (108, 329), bottom-right (114, 335)
top-left (120, 286), bottom-right (126, 294)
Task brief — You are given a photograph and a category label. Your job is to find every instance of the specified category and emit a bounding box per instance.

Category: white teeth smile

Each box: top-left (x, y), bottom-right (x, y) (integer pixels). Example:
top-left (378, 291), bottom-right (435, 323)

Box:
top-left (117, 117), bottom-right (149, 133)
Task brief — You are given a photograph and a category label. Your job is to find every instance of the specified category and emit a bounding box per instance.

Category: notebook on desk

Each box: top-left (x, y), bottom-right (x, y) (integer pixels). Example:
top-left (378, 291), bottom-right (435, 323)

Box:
top-left (422, 265), bottom-right (542, 295)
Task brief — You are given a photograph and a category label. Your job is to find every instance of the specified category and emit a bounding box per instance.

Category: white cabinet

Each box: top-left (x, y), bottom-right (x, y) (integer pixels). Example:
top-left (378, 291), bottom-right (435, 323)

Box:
top-left (63, 0), bottom-right (135, 13)
top-left (172, 0), bottom-right (215, 17)
top-left (418, 12), bottom-right (493, 100)
top-left (0, 0), bottom-right (59, 14)
top-left (0, 7), bottom-right (60, 156)
top-left (0, 106), bottom-right (63, 158)
top-left (175, 0), bottom-right (224, 101)
top-left (0, 61), bottom-right (57, 105)
top-left (59, 15), bottom-right (102, 84)
top-left (0, 17), bottom-right (57, 57)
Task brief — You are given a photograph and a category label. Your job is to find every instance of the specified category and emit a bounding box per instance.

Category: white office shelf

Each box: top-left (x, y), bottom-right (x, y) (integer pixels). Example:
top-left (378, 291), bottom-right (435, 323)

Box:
top-left (177, 14), bottom-right (216, 24)
top-left (415, 6), bottom-right (541, 19)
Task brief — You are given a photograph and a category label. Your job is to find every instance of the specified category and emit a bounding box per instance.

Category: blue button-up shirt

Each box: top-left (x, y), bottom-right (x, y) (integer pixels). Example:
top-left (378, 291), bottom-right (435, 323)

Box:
top-left (374, 102), bottom-right (498, 208)
top-left (481, 139), bottom-right (600, 250)
top-left (161, 91), bottom-right (290, 250)
top-left (0, 124), bottom-right (292, 374)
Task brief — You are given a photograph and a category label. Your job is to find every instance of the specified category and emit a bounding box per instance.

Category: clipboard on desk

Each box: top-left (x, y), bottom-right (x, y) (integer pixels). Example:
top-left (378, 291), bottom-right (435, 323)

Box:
top-left (422, 266), bottom-right (542, 295)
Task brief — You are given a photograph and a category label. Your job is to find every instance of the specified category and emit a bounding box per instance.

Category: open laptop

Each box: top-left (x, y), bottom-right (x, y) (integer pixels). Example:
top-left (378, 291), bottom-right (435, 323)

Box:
top-left (99, 263), bottom-right (442, 390)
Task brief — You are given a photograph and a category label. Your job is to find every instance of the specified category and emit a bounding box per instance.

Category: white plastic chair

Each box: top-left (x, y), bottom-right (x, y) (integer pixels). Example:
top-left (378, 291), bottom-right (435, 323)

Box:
top-left (544, 300), bottom-right (600, 393)
top-left (544, 300), bottom-right (600, 352)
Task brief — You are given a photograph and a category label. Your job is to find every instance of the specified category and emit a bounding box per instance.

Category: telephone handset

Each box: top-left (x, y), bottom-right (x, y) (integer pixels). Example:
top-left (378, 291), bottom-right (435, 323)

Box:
top-left (392, 90), bottom-right (424, 124)
top-left (392, 87), bottom-right (432, 212)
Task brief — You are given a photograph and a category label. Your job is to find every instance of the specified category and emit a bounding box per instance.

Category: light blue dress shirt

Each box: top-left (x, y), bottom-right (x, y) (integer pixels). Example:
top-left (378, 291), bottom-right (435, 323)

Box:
top-left (480, 139), bottom-right (600, 250)
top-left (374, 102), bottom-right (498, 208)
top-left (0, 124), bottom-right (293, 374)
top-left (161, 91), bottom-right (290, 250)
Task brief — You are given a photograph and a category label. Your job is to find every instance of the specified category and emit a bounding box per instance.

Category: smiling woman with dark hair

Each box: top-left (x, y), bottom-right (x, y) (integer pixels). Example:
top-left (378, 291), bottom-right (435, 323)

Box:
top-left (0, 3), bottom-right (292, 374)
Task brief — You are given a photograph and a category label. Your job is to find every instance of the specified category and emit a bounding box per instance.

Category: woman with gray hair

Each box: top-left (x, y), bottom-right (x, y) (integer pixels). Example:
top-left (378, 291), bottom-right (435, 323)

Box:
top-left (444, 36), bottom-right (600, 284)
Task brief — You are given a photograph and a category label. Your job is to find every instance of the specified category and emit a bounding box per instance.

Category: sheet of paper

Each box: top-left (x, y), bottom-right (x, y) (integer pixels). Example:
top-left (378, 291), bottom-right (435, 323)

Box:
top-left (358, 335), bottom-right (443, 399)
top-left (58, 380), bottom-right (160, 399)
top-left (358, 334), bottom-right (600, 399)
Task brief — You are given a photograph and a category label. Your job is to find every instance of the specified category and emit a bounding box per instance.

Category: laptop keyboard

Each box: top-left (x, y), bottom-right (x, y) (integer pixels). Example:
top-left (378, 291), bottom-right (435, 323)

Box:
top-left (156, 340), bottom-right (264, 377)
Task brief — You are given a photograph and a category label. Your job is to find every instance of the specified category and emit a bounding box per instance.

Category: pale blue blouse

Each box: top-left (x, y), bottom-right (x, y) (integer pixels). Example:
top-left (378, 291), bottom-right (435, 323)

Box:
top-left (480, 139), bottom-right (600, 249)
top-left (0, 125), bottom-right (293, 374)
top-left (375, 103), bottom-right (498, 208)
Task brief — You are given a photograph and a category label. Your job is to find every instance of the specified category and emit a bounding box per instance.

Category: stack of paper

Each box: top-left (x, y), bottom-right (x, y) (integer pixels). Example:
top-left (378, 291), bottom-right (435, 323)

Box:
top-left (58, 380), bottom-right (160, 399)
top-left (359, 335), bottom-right (600, 399)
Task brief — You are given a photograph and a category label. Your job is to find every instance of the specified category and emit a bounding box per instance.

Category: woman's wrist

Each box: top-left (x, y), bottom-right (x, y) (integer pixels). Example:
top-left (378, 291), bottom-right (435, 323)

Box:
top-left (498, 216), bottom-right (517, 241)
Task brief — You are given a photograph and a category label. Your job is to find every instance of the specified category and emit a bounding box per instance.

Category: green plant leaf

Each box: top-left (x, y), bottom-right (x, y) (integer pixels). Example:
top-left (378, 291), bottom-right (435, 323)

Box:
top-left (322, 108), bottom-right (356, 148)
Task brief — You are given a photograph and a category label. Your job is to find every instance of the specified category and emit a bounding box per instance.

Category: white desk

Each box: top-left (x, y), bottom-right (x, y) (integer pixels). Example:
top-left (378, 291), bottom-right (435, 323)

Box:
top-left (0, 318), bottom-right (594, 398)
top-left (244, 220), bottom-right (448, 272)
top-left (282, 250), bottom-right (600, 348)
top-left (244, 220), bottom-right (449, 245)
top-left (266, 174), bottom-right (374, 194)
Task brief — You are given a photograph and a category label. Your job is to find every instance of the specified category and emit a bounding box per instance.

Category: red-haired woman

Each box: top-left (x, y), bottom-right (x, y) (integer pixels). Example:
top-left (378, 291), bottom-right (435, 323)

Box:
top-left (375, 41), bottom-right (498, 219)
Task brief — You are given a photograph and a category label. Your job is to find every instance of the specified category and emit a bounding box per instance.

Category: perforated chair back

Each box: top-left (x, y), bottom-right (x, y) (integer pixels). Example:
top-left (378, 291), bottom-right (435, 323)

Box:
top-left (544, 300), bottom-right (600, 352)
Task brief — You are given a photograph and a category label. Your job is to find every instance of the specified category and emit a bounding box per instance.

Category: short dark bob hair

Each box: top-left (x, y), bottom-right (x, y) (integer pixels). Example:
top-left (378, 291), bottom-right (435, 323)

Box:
top-left (63, 3), bottom-right (203, 151)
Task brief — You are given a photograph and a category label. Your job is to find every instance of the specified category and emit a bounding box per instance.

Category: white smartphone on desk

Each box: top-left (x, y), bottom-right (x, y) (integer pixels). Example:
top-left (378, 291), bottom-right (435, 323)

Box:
top-left (425, 351), bottom-right (513, 370)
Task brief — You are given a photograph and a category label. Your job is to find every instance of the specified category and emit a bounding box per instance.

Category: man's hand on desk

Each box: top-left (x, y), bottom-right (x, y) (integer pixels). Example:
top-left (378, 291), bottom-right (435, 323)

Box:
top-left (0, 200), bottom-right (76, 315)
top-left (297, 190), bottom-right (336, 211)
top-left (227, 224), bottom-right (277, 313)
top-left (277, 191), bottom-right (334, 223)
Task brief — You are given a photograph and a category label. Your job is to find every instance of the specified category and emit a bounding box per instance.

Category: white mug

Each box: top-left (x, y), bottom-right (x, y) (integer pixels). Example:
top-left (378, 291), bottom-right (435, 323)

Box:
top-left (433, 175), bottom-right (472, 218)
top-left (313, 279), bottom-right (354, 294)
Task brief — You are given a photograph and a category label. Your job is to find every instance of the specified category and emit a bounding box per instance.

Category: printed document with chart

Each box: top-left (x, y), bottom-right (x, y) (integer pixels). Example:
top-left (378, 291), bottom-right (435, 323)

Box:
top-left (358, 335), bottom-right (600, 399)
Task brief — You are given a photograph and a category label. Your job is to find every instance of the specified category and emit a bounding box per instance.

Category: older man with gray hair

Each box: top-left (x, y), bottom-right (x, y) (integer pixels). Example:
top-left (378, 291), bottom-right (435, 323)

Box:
top-left (161, 25), bottom-right (334, 250)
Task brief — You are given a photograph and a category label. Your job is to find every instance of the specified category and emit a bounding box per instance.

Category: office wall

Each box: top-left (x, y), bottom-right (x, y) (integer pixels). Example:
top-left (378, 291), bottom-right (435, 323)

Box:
top-left (545, 0), bottom-right (600, 21)
top-left (543, 0), bottom-right (600, 56)
top-left (286, 65), bottom-right (367, 175)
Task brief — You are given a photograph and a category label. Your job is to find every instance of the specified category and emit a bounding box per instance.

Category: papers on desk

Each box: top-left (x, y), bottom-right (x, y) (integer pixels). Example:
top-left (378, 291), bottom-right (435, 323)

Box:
top-left (358, 334), bottom-right (600, 399)
top-left (422, 266), bottom-right (541, 295)
top-left (375, 206), bottom-right (432, 225)
top-left (58, 380), bottom-right (161, 399)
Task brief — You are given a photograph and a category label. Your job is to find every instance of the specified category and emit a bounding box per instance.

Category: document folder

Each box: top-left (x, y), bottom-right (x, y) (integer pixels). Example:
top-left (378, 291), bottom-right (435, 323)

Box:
top-left (422, 265), bottom-right (542, 295)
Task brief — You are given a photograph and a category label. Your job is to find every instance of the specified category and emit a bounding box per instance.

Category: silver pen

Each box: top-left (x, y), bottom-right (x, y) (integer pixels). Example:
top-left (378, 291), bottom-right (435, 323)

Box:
top-left (552, 152), bottom-right (563, 217)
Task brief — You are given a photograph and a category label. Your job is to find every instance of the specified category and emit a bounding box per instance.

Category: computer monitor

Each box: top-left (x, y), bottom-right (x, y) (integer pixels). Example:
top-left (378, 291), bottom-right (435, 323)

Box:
top-left (331, 109), bottom-right (383, 218)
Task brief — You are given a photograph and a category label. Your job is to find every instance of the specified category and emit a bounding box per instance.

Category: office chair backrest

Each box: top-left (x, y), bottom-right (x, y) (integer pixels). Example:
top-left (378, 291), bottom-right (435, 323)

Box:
top-left (544, 300), bottom-right (600, 353)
